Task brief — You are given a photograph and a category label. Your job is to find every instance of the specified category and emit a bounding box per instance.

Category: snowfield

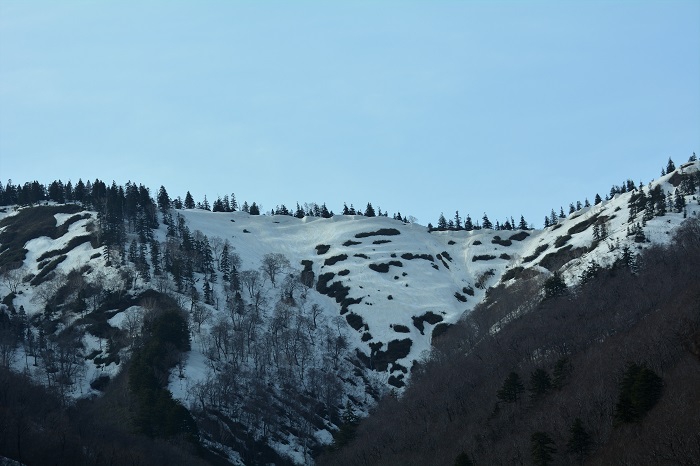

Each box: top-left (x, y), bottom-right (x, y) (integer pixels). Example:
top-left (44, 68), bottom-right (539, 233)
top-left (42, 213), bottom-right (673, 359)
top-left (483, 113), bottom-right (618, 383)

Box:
top-left (0, 159), bottom-right (697, 464)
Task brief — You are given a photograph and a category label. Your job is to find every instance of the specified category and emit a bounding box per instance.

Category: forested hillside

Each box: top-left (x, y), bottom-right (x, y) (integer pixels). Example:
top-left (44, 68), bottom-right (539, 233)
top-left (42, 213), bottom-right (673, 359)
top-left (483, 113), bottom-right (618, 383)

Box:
top-left (0, 155), bottom-right (698, 465)
top-left (318, 218), bottom-right (700, 465)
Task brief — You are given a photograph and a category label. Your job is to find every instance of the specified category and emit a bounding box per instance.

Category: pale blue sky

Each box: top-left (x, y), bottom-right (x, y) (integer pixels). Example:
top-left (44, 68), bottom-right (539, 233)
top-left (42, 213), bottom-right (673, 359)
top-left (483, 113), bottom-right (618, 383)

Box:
top-left (1, 1), bottom-right (698, 226)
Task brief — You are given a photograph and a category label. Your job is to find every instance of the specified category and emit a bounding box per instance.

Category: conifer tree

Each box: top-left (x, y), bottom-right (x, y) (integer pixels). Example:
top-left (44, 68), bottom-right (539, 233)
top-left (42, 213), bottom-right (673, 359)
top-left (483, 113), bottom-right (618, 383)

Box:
top-left (497, 372), bottom-right (524, 403)
top-left (454, 211), bottom-right (462, 230)
top-left (594, 193), bottom-right (602, 205)
top-left (333, 402), bottom-right (359, 449)
top-left (543, 272), bottom-right (566, 299)
top-left (549, 209), bottom-right (558, 225)
top-left (249, 202), bottom-right (260, 215)
top-left (528, 368), bottom-right (552, 399)
top-left (464, 214), bottom-right (474, 231)
top-left (531, 432), bottom-right (556, 466)
top-left (184, 191), bottom-right (195, 209)
top-left (482, 213), bottom-right (492, 229)
top-left (157, 186), bottom-right (171, 214)
top-left (203, 280), bottom-right (213, 305)
top-left (437, 213), bottom-right (448, 230)
top-left (454, 452), bottom-right (474, 466)
top-left (674, 190), bottom-right (686, 212)
top-left (518, 215), bottom-right (528, 230)
top-left (566, 418), bottom-right (592, 464)
top-left (364, 202), bottom-right (376, 217)
top-left (151, 239), bottom-right (161, 276)
top-left (220, 241), bottom-right (231, 282)
top-left (614, 363), bottom-right (663, 424)
top-left (666, 157), bottom-right (675, 174)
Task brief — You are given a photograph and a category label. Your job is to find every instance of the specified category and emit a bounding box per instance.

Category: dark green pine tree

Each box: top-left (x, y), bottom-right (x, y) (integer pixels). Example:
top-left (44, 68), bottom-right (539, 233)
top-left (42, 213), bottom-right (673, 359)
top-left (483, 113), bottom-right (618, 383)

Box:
top-left (497, 371), bottom-right (525, 403)
top-left (482, 213), bottom-right (492, 229)
top-left (220, 241), bottom-right (231, 282)
top-left (666, 157), bottom-right (676, 174)
top-left (464, 214), bottom-right (474, 231)
top-left (437, 213), bottom-right (448, 230)
top-left (184, 191), bottom-right (195, 209)
top-left (150, 239), bottom-right (161, 276)
top-left (531, 431), bottom-right (556, 466)
top-left (128, 239), bottom-right (139, 264)
top-left (614, 363), bottom-right (663, 424)
top-left (674, 191), bottom-right (686, 212)
top-left (212, 197), bottom-right (225, 212)
top-left (528, 368), bottom-right (552, 399)
top-left (157, 186), bottom-right (171, 214)
top-left (518, 215), bottom-right (528, 230)
top-left (332, 402), bottom-right (359, 449)
top-left (594, 193), bottom-right (602, 205)
top-left (203, 280), bottom-right (213, 305)
top-left (295, 202), bottom-right (305, 218)
top-left (364, 202), bottom-right (376, 217)
top-left (454, 451), bottom-right (474, 466)
top-left (566, 418), bottom-right (592, 464)
top-left (579, 260), bottom-right (600, 284)
top-left (543, 272), bottom-right (567, 299)
top-left (249, 202), bottom-right (260, 215)
top-left (454, 211), bottom-right (462, 230)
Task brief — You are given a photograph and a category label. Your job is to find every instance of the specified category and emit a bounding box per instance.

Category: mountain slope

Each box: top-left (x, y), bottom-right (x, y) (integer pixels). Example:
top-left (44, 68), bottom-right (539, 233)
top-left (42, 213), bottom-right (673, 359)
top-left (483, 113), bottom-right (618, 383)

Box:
top-left (0, 158), bottom-right (698, 464)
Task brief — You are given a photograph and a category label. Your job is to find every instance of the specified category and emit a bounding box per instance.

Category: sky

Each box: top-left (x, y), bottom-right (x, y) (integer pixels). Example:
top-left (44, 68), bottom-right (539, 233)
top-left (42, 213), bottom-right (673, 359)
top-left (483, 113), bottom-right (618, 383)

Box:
top-left (1, 1), bottom-right (699, 227)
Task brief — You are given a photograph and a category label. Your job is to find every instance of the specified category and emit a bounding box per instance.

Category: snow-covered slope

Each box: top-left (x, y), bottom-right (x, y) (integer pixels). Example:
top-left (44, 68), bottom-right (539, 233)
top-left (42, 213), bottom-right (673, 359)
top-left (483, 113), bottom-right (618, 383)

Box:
top-left (0, 159), bottom-right (698, 464)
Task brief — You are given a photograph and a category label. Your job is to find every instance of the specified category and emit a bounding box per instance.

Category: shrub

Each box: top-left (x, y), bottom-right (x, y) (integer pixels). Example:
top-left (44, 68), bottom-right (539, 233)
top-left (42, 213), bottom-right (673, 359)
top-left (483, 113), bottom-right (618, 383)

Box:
top-left (401, 253), bottom-right (434, 262)
top-left (369, 261), bottom-right (403, 273)
top-left (472, 255), bottom-right (496, 262)
top-left (355, 228), bottom-right (401, 238)
top-left (315, 244), bottom-right (331, 255)
top-left (509, 231), bottom-right (530, 241)
top-left (345, 313), bottom-right (364, 331)
top-left (614, 363), bottom-right (663, 424)
top-left (554, 235), bottom-right (572, 248)
top-left (324, 254), bottom-right (348, 266)
top-left (412, 311), bottom-right (443, 334)
top-left (491, 236), bottom-right (512, 247)
top-left (523, 244), bottom-right (549, 263)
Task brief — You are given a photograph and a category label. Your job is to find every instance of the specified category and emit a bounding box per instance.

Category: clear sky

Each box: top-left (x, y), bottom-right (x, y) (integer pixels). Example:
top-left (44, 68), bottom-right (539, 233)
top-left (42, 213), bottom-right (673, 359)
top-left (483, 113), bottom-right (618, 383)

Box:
top-left (1, 1), bottom-right (698, 227)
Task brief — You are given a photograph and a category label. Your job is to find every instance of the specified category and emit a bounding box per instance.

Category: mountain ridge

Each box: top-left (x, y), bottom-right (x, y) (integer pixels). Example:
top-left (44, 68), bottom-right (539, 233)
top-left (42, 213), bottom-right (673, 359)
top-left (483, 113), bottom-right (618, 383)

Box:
top-left (0, 157), bottom-right (698, 464)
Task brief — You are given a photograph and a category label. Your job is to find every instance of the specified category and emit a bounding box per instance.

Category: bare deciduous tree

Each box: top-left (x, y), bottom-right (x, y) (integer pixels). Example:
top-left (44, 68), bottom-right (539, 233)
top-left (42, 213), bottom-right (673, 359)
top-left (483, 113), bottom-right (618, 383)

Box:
top-left (260, 253), bottom-right (290, 287)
